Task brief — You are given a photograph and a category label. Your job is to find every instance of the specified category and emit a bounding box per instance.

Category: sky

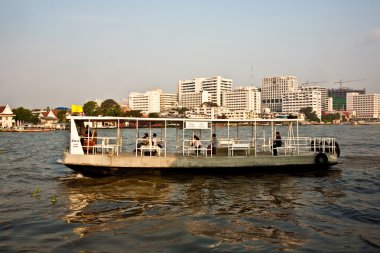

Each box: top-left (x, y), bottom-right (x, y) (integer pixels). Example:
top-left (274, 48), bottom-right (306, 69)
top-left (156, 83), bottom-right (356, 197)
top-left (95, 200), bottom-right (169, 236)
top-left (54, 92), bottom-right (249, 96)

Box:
top-left (1, 0), bottom-right (380, 109)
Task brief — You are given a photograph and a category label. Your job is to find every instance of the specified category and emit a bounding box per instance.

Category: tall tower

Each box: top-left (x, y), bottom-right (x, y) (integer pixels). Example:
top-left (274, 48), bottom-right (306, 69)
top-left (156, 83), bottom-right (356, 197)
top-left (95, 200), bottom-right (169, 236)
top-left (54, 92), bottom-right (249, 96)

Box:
top-left (201, 76), bottom-right (232, 106)
top-left (261, 76), bottom-right (298, 113)
top-left (178, 76), bottom-right (232, 107)
top-left (178, 78), bottom-right (206, 106)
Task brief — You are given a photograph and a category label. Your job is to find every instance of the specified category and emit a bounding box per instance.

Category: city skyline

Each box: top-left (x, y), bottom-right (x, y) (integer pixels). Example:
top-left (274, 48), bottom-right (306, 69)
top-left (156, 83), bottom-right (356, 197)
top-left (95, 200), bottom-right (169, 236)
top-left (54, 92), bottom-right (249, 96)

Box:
top-left (1, 0), bottom-right (380, 108)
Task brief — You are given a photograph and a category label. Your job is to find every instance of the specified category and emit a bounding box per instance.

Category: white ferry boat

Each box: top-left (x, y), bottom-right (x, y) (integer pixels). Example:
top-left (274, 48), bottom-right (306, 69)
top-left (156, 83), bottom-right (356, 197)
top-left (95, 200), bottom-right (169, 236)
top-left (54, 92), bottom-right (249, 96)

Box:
top-left (61, 116), bottom-right (340, 176)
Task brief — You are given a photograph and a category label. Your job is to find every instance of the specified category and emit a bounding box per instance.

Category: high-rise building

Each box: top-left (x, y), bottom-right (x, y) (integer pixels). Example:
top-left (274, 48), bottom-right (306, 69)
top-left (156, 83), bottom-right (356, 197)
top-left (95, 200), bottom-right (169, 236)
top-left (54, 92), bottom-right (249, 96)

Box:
top-left (300, 85), bottom-right (328, 111)
top-left (180, 91), bottom-right (211, 109)
top-left (160, 91), bottom-right (178, 111)
top-left (328, 87), bottom-right (366, 111)
top-left (178, 76), bottom-right (232, 107)
top-left (326, 97), bottom-right (333, 112)
top-left (261, 76), bottom-right (298, 112)
top-left (128, 89), bottom-right (161, 113)
top-left (129, 89), bottom-right (178, 113)
top-left (178, 78), bottom-right (206, 106)
top-left (282, 90), bottom-right (322, 119)
top-left (222, 86), bottom-right (261, 114)
top-left (201, 76), bottom-right (233, 106)
top-left (346, 93), bottom-right (380, 120)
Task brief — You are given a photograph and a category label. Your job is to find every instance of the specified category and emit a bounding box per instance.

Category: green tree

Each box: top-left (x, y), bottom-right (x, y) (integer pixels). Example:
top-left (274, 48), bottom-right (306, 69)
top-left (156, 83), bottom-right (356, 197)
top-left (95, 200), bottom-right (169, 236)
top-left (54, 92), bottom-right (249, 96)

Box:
top-left (57, 110), bottom-right (67, 123)
top-left (321, 113), bottom-right (340, 123)
top-left (125, 110), bottom-right (142, 117)
top-left (148, 112), bottom-right (160, 118)
top-left (13, 107), bottom-right (38, 124)
top-left (99, 99), bottom-right (122, 116)
top-left (174, 107), bottom-right (188, 114)
top-left (83, 101), bottom-right (99, 116)
top-left (300, 107), bottom-right (320, 122)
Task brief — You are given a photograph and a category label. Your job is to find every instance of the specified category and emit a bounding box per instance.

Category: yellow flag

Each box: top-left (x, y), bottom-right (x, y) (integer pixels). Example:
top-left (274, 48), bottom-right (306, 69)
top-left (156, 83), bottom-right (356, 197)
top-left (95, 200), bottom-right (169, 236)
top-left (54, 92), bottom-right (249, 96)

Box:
top-left (71, 104), bottom-right (83, 113)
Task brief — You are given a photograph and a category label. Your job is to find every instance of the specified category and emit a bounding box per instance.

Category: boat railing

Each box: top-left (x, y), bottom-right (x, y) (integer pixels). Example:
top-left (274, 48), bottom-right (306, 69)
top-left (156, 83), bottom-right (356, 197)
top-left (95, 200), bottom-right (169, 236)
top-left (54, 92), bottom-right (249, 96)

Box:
top-left (254, 138), bottom-right (271, 152)
top-left (80, 135), bottom-right (337, 157)
top-left (276, 137), bottom-right (336, 155)
top-left (82, 136), bottom-right (122, 155)
top-left (309, 137), bottom-right (336, 154)
top-left (255, 137), bottom-right (337, 156)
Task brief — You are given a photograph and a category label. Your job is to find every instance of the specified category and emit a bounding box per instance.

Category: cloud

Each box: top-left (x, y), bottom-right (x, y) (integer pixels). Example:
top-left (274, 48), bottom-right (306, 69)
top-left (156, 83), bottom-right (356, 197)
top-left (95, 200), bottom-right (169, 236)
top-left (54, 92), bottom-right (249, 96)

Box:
top-left (357, 27), bottom-right (380, 46)
top-left (368, 28), bottom-right (380, 41)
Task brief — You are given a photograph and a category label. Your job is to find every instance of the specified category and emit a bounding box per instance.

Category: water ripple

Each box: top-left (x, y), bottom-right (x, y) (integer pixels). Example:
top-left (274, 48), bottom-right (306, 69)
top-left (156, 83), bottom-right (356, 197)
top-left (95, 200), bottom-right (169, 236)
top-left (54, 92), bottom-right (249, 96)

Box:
top-left (1, 126), bottom-right (380, 252)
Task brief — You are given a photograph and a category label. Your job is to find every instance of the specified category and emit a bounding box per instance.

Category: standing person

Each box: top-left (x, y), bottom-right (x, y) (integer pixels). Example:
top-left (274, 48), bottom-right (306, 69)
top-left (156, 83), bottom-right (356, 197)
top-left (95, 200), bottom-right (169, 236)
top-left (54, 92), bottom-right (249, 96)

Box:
top-left (209, 133), bottom-right (218, 155)
top-left (273, 131), bottom-right (282, 156)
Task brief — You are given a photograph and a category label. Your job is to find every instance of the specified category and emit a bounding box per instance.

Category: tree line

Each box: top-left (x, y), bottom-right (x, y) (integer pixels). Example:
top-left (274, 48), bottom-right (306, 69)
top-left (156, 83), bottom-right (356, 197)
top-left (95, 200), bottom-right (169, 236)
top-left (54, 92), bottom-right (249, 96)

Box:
top-left (300, 107), bottom-right (342, 123)
top-left (12, 100), bottom-right (342, 124)
top-left (83, 99), bottom-right (142, 117)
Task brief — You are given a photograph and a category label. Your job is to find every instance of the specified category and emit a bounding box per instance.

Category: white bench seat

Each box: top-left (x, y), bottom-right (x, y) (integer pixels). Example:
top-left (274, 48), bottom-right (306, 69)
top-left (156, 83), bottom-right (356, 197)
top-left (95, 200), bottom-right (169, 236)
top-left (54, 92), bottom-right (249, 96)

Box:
top-left (184, 146), bottom-right (209, 156)
top-left (229, 143), bottom-right (250, 156)
top-left (139, 145), bottom-right (161, 157)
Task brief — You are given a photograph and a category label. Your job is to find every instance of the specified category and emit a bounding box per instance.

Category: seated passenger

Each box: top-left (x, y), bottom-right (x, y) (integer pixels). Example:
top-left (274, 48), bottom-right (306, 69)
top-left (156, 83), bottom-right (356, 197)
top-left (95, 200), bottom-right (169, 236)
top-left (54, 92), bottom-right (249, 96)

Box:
top-left (135, 133), bottom-right (149, 153)
top-left (152, 133), bottom-right (162, 148)
top-left (194, 136), bottom-right (202, 155)
top-left (83, 126), bottom-right (95, 153)
top-left (272, 131), bottom-right (282, 156)
top-left (190, 135), bottom-right (198, 147)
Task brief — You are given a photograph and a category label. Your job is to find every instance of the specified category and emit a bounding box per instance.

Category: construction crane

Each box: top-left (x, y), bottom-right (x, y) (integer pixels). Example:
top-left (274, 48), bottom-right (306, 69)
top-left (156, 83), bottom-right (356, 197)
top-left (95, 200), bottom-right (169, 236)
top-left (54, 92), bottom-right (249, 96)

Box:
top-left (334, 79), bottom-right (365, 89)
top-left (301, 80), bottom-right (328, 86)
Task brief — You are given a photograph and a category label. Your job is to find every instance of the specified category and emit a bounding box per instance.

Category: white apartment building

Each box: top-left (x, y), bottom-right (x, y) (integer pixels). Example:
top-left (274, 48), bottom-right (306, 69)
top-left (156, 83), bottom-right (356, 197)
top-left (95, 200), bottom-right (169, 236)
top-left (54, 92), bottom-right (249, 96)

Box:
top-left (178, 76), bottom-right (232, 107)
top-left (188, 105), bottom-right (259, 120)
top-left (160, 92), bottom-right (178, 111)
top-left (326, 97), bottom-right (333, 112)
top-left (300, 85), bottom-right (328, 111)
top-left (180, 91), bottom-right (211, 109)
top-left (282, 90), bottom-right (322, 119)
top-left (129, 89), bottom-right (161, 114)
top-left (346, 92), bottom-right (357, 112)
top-left (346, 93), bottom-right (380, 119)
top-left (129, 89), bottom-right (178, 113)
top-left (178, 78), bottom-right (205, 105)
top-left (222, 86), bottom-right (261, 113)
top-left (261, 76), bottom-right (298, 112)
top-left (201, 76), bottom-right (232, 106)
top-left (223, 110), bottom-right (260, 120)
top-left (187, 105), bottom-right (228, 119)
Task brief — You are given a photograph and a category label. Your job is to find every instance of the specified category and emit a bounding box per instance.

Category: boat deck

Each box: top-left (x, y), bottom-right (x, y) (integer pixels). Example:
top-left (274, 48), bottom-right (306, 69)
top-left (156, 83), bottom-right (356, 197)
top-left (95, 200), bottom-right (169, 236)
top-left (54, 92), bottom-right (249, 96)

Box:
top-left (63, 116), bottom-right (340, 176)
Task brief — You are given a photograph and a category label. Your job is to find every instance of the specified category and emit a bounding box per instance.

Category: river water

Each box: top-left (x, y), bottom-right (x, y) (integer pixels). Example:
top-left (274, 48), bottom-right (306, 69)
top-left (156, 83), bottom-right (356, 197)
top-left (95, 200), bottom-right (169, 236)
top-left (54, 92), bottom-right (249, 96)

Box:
top-left (0, 125), bottom-right (379, 252)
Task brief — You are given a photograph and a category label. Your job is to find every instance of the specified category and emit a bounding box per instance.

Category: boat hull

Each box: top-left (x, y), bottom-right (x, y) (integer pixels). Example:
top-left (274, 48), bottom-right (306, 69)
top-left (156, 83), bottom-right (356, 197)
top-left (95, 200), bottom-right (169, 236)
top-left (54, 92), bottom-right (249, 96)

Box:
top-left (62, 152), bottom-right (339, 177)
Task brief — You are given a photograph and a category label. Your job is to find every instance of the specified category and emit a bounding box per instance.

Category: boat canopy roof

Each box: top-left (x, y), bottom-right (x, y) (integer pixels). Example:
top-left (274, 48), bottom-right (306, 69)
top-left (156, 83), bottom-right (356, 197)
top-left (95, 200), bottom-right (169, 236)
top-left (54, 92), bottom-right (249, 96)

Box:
top-left (67, 116), bottom-right (302, 123)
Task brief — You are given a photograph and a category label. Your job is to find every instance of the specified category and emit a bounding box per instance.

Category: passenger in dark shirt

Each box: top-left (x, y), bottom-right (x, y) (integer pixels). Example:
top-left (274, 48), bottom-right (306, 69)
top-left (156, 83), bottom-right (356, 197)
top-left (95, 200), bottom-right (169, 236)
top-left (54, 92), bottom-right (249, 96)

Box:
top-left (273, 131), bottom-right (282, 156)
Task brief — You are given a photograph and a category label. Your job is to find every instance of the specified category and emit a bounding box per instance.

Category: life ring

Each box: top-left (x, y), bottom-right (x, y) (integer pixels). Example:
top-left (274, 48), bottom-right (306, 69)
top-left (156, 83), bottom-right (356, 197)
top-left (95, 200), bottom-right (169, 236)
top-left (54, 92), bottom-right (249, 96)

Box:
top-left (315, 153), bottom-right (328, 167)
top-left (335, 142), bottom-right (340, 157)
